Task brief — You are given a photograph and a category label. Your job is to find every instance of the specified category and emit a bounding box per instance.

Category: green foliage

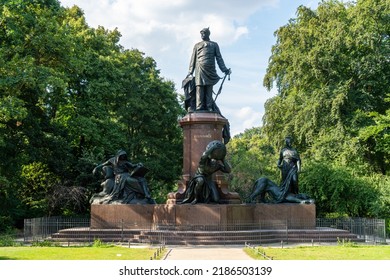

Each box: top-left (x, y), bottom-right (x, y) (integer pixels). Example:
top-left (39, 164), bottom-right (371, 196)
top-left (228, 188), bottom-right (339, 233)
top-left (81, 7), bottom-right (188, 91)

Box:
top-left (20, 162), bottom-right (57, 208)
top-left (363, 173), bottom-right (390, 218)
top-left (92, 238), bottom-right (114, 248)
top-left (0, 216), bottom-right (13, 233)
top-left (300, 161), bottom-right (380, 217)
top-left (227, 128), bottom-right (279, 199)
top-left (337, 238), bottom-right (358, 247)
top-left (31, 240), bottom-right (60, 247)
top-left (359, 97), bottom-right (390, 174)
top-left (262, 0), bottom-right (390, 172)
top-left (251, 0), bottom-right (390, 221)
top-left (229, 125), bottom-right (389, 219)
top-left (0, 234), bottom-right (22, 247)
top-left (92, 239), bottom-right (104, 248)
top-left (0, 0), bottom-right (183, 227)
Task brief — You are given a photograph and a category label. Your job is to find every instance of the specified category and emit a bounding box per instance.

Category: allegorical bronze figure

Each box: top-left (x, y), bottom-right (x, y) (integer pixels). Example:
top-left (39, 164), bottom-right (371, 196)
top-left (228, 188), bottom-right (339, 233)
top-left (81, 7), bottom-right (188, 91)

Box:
top-left (247, 137), bottom-right (313, 204)
top-left (277, 136), bottom-right (301, 194)
top-left (90, 150), bottom-right (155, 205)
top-left (247, 177), bottom-right (313, 204)
top-left (181, 140), bottom-right (231, 204)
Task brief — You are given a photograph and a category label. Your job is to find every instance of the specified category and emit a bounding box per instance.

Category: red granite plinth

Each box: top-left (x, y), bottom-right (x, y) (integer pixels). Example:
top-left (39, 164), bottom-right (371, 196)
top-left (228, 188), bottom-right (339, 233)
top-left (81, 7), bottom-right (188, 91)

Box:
top-left (90, 204), bottom-right (155, 229)
top-left (253, 203), bottom-right (316, 229)
top-left (179, 112), bottom-right (228, 177)
top-left (90, 203), bottom-right (316, 229)
top-left (167, 112), bottom-right (241, 204)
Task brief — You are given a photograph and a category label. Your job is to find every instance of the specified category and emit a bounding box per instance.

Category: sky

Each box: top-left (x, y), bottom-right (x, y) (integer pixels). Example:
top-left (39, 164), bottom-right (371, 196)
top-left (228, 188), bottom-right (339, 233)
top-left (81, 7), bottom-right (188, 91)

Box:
top-left (59, 0), bottom-right (319, 136)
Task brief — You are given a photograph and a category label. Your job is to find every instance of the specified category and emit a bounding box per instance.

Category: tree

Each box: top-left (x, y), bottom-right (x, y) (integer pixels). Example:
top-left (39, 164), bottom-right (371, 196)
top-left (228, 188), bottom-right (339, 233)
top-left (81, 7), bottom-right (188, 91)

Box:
top-left (359, 96), bottom-right (390, 174)
top-left (1, 0), bottom-right (78, 225)
top-left (236, 0), bottom-right (390, 221)
top-left (0, 0), bottom-right (184, 229)
top-left (299, 161), bottom-right (380, 217)
top-left (262, 0), bottom-right (389, 173)
top-left (227, 128), bottom-right (278, 199)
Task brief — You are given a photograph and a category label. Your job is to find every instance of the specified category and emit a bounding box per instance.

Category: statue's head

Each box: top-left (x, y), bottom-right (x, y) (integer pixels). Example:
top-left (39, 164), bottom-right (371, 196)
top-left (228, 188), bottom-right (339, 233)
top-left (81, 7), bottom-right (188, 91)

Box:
top-left (285, 136), bottom-right (293, 147)
top-left (200, 27), bottom-right (210, 39)
top-left (115, 149), bottom-right (128, 162)
top-left (206, 140), bottom-right (226, 160)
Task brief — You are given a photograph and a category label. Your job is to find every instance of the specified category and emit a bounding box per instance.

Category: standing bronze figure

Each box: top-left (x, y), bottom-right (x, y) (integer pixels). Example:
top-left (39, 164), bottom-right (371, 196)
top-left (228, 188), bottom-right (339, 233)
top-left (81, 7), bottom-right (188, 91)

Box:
top-left (187, 27), bottom-right (231, 112)
top-left (277, 136), bottom-right (301, 194)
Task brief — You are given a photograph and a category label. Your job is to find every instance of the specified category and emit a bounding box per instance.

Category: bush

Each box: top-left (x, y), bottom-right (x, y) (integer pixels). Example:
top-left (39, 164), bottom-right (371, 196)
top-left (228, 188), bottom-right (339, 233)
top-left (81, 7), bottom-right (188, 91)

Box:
top-left (31, 240), bottom-right (60, 247)
top-left (0, 231), bottom-right (22, 247)
top-left (92, 239), bottom-right (113, 248)
top-left (300, 161), bottom-right (380, 217)
top-left (0, 235), bottom-right (16, 247)
top-left (0, 216), bottom-right (14, 233)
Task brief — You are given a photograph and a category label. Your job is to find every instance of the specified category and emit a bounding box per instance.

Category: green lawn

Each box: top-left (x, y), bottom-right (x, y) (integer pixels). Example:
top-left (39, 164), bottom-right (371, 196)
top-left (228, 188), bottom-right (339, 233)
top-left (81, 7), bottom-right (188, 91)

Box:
top-left (245, 245), bottom-right (390, 260)
top-left (0, 246), bottom-right (164, 260)
top-left (2, 244), bottom-right (389, 260)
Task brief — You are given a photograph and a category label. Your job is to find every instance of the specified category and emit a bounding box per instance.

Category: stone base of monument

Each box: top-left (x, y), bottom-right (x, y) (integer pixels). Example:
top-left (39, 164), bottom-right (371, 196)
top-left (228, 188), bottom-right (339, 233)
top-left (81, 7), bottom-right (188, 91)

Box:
top-left (50, 203), bottom-right (364, 245)
top-left (90, 203), bottom-right (316, 230)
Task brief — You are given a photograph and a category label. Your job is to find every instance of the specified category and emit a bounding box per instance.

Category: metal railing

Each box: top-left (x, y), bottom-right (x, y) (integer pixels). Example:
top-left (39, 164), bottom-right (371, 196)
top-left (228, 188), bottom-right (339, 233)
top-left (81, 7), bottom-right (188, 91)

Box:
top-left (315, 218), bottom-right (386, 244)
top-left (23, 216), bottom-right (387, 245)
top-left (24, 216), bottom-right (90, 242)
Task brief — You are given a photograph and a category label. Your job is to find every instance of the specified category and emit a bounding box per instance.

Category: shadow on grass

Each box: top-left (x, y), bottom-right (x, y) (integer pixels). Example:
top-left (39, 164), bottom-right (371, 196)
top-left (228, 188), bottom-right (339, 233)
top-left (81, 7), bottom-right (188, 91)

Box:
top-left (0, 256), bottom-right (18, 260)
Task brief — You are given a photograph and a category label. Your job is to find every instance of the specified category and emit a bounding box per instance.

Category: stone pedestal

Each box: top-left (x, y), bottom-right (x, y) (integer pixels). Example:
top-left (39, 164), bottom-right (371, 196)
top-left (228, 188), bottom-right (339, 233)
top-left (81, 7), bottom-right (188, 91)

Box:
top-left (167, 112), bottom-right (241, 204)
top-left (180, 112), bottom-right (228, 178)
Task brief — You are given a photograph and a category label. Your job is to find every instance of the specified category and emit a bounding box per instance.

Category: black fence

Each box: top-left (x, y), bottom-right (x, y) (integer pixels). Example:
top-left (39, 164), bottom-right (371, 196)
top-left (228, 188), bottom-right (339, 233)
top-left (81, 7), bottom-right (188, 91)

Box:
top-left (23, 216), bottom-right (387, 245)
top-left (24, 216), bottom-right (90, 242)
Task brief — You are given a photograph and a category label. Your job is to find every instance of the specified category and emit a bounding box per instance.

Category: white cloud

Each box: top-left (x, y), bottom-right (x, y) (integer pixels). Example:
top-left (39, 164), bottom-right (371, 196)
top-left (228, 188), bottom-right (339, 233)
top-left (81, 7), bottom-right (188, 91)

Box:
top-left (60, 0), bottom-right (279, 52)
top-left (225, 106), bottom-right (263, 136)
top-left (234, 26), bottom-right (249, 41)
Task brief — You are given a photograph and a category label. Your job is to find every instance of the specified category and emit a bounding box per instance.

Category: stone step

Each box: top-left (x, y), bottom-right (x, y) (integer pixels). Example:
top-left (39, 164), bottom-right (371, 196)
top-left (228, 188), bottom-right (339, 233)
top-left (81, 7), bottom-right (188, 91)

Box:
top-left (49, 227), bottom-right (363, 245)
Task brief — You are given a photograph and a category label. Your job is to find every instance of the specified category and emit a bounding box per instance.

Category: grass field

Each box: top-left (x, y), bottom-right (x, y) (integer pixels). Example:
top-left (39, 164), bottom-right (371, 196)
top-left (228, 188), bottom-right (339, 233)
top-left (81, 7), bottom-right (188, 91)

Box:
top-left (0, 246), bottom-right (165, 260)
top-left (1, 244), bottom-right (389, 260)
top-left (244, 245), bottom-right (390, 260)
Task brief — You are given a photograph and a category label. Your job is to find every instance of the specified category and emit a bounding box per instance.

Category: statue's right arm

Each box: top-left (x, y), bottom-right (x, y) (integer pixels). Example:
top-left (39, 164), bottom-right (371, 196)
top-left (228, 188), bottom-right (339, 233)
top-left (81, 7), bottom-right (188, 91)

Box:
top-left (188, 45), bottom-right (197, 76)
top-left (198, 149), bottom-right (212, 166)
top-left (277, 150), bottom-right (283, 168)
top-left (93, 160), bottom-right (111, 175)
top-left (221, 159), bottom-right (232, 173)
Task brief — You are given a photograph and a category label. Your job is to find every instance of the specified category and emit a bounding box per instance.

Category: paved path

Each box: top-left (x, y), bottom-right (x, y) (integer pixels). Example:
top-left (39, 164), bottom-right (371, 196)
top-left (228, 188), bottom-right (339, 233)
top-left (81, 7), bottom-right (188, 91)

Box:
top-left (163, 246), bottom-right (254, 260)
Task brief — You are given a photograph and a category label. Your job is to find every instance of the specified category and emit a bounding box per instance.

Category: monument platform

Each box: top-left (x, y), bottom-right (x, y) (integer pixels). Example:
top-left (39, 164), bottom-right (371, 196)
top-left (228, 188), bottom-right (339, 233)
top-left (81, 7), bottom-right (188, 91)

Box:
top-left (49, 204), bottom-right (366, 245)
top-left (78, 112), bottom-right (324, 245)
top-left (90, 203), bottom-right (316, 230)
